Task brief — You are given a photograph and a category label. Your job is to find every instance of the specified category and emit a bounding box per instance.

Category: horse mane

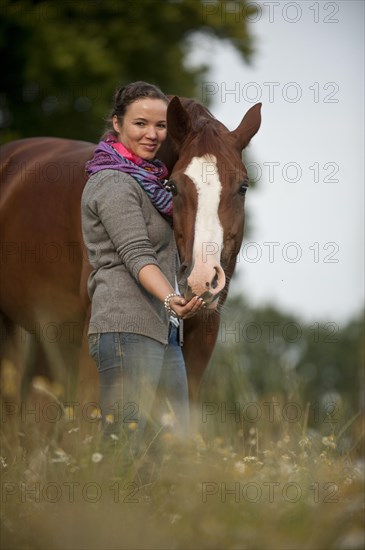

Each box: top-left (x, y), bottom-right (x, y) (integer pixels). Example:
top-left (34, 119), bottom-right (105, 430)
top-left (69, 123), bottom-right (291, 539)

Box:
top-left (179, 98), bottom-right (229, 156)
top-left (179, 98), bottom-right (216, 130)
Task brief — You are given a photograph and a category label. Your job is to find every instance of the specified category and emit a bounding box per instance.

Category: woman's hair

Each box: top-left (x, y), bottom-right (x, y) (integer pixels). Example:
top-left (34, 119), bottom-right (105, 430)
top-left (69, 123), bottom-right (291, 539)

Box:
top-left (102, 81), bottom-right (168, 138)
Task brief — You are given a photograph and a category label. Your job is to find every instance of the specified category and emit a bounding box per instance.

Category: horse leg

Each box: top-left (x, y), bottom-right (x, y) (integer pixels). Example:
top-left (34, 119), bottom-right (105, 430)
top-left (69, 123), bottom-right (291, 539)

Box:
top-left (17, 322), bottom-right (81, 460)
top-left (182, 311), bottom-right (220, 434)
top-left (0, 316), bottom-right (23, 455)
top-left (0, 319), bottom-right (55, 460)
top-left (183, 311), bottom-right (220, 397)
top-left (20, 332), bottom-right (45, 401)
top-left (73, 322), bottom-right (99, 438)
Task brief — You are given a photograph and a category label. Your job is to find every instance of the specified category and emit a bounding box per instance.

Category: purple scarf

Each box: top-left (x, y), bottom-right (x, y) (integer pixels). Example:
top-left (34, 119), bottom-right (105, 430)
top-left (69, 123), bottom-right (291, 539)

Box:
top-left (85, 136), bottom-right (173, 221)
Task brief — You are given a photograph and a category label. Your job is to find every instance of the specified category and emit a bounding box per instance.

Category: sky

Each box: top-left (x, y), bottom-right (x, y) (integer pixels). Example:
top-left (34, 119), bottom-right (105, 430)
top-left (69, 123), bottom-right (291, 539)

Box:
top-left (188, 0), bottom-right (364, 325)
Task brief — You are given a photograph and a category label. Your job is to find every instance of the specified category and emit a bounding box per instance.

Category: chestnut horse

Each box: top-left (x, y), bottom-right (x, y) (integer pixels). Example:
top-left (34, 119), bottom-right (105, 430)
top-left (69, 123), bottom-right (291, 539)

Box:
top-left (0, 97), bottom-right (261, 408)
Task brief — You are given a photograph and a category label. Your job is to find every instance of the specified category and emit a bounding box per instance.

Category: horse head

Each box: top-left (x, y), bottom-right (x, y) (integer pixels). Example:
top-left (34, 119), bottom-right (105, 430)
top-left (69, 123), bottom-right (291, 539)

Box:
top-left (162, 96), bottom-right (262, 309)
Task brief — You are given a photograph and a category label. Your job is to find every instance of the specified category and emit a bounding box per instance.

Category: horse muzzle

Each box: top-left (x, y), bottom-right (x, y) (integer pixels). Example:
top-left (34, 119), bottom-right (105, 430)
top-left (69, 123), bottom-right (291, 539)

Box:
top-left (177, 262), bottom-right (225, 309)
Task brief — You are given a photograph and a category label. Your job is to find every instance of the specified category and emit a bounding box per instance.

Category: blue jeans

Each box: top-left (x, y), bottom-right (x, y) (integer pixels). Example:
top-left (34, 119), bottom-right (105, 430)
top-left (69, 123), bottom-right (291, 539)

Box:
top-left (88, 325), bottom-right (189, 453)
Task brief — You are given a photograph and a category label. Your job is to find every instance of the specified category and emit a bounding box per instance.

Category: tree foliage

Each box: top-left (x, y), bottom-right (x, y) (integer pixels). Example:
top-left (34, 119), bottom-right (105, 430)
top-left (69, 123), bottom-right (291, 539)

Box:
top-left (202, 293), bottom-right (364, 444)
top-left (0, 0), bottom-right (258, 143)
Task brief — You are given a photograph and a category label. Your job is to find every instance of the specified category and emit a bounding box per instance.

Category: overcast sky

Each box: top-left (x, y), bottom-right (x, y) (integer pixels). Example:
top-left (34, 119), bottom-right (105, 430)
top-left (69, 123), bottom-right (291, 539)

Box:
top-left (189, 0), bottom-right (364, 325)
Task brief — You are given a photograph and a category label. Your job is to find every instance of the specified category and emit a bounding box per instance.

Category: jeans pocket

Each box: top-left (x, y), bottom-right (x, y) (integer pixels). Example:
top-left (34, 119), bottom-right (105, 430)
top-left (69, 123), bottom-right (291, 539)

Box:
top-left (88, 333), bottom-right (100, 364)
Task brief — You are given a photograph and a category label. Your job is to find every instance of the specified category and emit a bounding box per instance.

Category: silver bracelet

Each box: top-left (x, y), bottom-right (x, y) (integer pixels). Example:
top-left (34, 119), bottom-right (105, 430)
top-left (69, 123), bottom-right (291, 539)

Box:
top-left (164, 292), bottom-right (178, 315)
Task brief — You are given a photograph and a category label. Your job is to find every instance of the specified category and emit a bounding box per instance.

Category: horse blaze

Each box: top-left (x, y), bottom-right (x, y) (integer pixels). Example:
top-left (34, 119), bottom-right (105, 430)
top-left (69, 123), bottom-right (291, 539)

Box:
top-left (184, 154), bottom-right (225, 307)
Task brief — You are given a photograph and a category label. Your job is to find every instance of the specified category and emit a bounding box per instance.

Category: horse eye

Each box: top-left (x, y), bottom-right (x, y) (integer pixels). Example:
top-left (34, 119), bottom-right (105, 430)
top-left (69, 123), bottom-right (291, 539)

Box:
top-left (164, 179), bottom-right (178, 196)
top-left (238, 181), bottom-right (249, 196)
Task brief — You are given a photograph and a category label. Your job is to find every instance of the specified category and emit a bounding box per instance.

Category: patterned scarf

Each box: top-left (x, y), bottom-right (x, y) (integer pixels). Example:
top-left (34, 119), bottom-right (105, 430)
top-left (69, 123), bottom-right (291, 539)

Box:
top-left (85, 134), bottom-right (173, 221)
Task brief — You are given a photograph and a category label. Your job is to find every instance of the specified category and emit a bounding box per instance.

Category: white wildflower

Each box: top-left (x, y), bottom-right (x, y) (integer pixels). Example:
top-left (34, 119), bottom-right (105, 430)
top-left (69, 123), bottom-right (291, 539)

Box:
top-left (322, 435), bottom-right (337, 449)
top-left (161, 412), bottom-right (176, 428)
top-left (67, 427), bottom-right (79, 434)
top-left (91, 452), bottom-right (103, 463)
top-left (299, 437), bottom-right (311, 449)
top-left (243, 456), bottom-right (258, 464)
top-left (50, 448), bottom-right (70, 464)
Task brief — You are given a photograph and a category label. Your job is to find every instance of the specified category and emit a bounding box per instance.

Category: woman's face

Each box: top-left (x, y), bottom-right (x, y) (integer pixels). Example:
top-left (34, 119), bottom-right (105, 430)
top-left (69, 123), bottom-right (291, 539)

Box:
top-left (113, 98), bottom-right (167, 160)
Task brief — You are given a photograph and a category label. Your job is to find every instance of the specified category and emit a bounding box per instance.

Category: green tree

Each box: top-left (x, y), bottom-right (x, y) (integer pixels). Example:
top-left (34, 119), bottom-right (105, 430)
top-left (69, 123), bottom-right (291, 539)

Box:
top-left (296, 311), bottom-right (364, 428)
top-left (202, 293), bottom-right (364, 444)
top-left (0, 0), bottom-right (258, 143)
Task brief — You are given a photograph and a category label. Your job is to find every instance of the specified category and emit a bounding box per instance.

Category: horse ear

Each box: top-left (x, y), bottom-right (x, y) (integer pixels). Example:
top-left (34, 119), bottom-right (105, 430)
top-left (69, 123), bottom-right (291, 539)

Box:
top-left (231, 103), bottom-right (262, 151)
top-left (167, 96), bottom-right (191, 146)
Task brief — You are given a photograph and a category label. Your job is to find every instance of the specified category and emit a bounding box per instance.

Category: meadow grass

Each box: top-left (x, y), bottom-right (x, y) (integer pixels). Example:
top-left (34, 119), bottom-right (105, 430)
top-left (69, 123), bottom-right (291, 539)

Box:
top-left (0, 370), bottom-right (364, 550)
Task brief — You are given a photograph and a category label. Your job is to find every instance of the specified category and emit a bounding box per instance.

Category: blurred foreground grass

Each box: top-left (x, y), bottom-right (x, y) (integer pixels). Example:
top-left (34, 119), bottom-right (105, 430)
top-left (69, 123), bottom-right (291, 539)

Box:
top-left (1, 379), bottom-right (364, 550)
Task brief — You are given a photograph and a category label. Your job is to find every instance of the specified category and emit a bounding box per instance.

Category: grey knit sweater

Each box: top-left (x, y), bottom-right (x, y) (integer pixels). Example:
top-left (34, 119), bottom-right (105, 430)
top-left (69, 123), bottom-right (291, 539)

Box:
top-left (81, 169), bottom-right (177, 344)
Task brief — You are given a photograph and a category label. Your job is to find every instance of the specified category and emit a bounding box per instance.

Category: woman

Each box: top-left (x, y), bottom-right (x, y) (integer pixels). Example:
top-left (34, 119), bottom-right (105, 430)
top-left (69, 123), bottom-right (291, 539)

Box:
top-left (81, 81), bottom-right (204, 454)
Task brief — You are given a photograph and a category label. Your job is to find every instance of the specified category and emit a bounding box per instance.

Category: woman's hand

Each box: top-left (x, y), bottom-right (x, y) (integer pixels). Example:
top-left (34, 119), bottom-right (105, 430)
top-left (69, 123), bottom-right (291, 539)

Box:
top-left (138, 265), bottom-right (206, 319)
top-left (169, 295), bottom-right (205, 319)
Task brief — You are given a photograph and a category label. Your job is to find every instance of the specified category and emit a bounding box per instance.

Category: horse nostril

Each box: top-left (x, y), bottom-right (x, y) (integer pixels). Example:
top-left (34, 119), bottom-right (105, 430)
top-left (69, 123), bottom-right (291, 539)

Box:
top-left (211, 270), bottom-right (219, 289)
top-left (206, 270), bottom-right (219, 290)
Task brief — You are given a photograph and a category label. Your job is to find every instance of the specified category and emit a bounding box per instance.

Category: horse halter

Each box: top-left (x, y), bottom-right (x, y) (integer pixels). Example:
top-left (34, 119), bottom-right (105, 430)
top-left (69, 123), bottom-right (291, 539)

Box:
top-left (162, 179), bottom-right (177, 195)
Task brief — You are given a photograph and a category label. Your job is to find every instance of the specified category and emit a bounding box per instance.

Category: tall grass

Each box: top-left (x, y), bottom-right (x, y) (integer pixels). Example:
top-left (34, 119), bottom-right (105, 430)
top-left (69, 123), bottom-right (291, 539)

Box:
top-left (1, 367), bottom-right (364, 550)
